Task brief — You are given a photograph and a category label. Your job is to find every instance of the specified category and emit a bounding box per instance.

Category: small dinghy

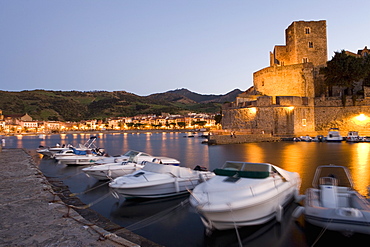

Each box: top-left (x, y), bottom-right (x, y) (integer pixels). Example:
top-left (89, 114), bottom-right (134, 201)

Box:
top-left (293, 165), bottom-right (370, 235)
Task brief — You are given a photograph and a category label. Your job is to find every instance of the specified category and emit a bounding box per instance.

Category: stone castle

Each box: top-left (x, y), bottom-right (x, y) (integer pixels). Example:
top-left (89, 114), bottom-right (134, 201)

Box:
top-left (222, 20), bottom-right (370, 136)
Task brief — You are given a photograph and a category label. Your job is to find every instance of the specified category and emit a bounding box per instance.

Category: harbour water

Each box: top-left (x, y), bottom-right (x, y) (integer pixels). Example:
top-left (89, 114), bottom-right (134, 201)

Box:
top-left (3, 132), bottom-right (370, 246)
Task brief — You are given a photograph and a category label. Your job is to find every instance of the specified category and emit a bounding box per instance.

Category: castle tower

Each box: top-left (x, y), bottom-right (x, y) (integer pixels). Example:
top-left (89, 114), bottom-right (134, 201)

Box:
top-left (254, 20), bottom-right (328, 98)
top-left (271, 20), bottom-right (327, 67)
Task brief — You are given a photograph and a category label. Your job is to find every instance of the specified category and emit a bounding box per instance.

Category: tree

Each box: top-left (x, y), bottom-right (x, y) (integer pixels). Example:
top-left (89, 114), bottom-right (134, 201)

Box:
top-left (363, 55), bottom-right (370, 86)
top-left (126, 123), bottom-right (134, 129)
top-left (214, 114), bottom-right (222, 125)
top-left (177, 122), bottom-right (186, 128)
top-left (320, 51), bottom-right (366, 101)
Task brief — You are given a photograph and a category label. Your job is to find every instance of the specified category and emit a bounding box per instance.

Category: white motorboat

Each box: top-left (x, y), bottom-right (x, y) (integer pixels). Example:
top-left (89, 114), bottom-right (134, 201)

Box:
top-left (189, 161), bottom-right (301, 231)
top-left (109, 162), bottom-right (215, 198)
top-left (94, 150), bottom-right (178, 165)
top-left (293, 165), bottom-right (370, 235)
top-left (293, 135), bottom-right (312, 142)
top-left (37, 136), bottom-right (99, 157)
top-left (83, 151), bottom-right (181, 180)
top-left (326, 128), bottom-right (343, 142)
top-left (51, 148), bottom-right (78, 159)
top-left (83, 162), bottom-right (145, 180)
top-left (55, 147), bottom-right (107, 165)
top-left (346, 131), bottom-right (361, 142)
top-left (36, 145), bottom-right (71, 157)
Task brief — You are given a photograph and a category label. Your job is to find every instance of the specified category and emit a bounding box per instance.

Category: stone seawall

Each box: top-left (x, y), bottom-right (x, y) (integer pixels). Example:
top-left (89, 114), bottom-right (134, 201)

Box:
top-left (208, 134), bottom-right (281, 145)
top-left (222, 96), bottom-right (370, 137)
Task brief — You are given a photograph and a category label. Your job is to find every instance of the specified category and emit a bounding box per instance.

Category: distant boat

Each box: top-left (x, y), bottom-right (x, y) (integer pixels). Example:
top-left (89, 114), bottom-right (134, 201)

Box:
top-left (346, 131), bottom-right (360, 142)
top-left (326, 128), bottom-right (343, 142)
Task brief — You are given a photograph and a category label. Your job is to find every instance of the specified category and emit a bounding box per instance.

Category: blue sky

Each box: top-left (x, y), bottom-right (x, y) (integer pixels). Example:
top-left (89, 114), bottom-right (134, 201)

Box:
top-left (1, 1), bottom-right (369, 96)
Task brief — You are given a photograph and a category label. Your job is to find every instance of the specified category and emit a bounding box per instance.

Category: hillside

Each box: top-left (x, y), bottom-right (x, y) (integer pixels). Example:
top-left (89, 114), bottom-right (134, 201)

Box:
top-left (0, 89), bottom-right (242, 121)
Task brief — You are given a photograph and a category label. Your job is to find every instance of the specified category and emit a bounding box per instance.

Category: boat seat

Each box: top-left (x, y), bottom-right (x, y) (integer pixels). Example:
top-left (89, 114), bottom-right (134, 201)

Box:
top-left (337, 193), bottom-right (350, 207)
top-left (319, 177), bottom-right (339, 208)
top-left (320, 185), bottom-right (338, 208)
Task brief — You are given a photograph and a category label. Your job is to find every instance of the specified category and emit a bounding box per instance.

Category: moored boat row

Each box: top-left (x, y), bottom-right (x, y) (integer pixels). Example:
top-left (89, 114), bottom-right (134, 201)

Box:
top-left (36, 141), bottom-right (370, 237)
top-left (294, 128), bottom-right (370, 143)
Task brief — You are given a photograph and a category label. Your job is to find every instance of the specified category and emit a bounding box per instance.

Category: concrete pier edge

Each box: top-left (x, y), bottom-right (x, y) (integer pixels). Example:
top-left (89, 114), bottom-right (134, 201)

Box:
top-left (0, 148), bottom-right (162, 247)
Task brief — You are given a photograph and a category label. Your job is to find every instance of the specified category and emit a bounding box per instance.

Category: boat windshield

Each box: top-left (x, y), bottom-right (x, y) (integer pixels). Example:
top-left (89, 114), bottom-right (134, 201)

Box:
top-left (223, 162), bottom-right (243, 171)
top-left (313, 165), bottom-right (353, 188)
top-left (123, 150), bottom-right (140, 157)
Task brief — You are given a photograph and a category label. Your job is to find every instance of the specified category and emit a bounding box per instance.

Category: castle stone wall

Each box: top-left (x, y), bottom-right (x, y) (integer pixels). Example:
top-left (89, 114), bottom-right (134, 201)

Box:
top-left (254, 63), bottom-right (315, 97)
top-left (315, 97), bottom-right (370, 134)
top-left (221, 108), bottom-right (256, 130)
top-left (222, 97), bottom-right (316, 136)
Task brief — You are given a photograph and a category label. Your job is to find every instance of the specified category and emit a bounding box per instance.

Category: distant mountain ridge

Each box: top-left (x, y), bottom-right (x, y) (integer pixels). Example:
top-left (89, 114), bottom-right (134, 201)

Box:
top-left (0, 88), bottom-right (243, 121)
top-left (148, 88), bottom-right (242, 104)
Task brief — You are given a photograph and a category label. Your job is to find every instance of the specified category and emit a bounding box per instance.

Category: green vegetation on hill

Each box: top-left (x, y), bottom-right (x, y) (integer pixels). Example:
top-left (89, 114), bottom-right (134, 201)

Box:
top-left (0, 89), bottom-right (242, 121)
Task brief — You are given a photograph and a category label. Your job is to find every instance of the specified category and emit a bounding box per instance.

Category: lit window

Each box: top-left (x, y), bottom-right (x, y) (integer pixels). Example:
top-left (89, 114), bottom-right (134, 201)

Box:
top-left (309, 42), bottom-right (314, 48)
top-left (305, 27), bottom-right (310, 34)
top-left (302, 119), bottom-right (307, 126)
top-left (303, 57), bottom-right (308, 63)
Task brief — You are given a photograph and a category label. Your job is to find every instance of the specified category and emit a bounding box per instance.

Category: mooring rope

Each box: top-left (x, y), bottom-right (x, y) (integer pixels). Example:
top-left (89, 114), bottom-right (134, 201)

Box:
top-left (311, 216), bottom-right (333, 247)
top-left (125, 199), bottom-right (189, 231)
top-left (228, 204), bottom-right (243, 247)
top-left (69, 180), bottom-right (112, 196)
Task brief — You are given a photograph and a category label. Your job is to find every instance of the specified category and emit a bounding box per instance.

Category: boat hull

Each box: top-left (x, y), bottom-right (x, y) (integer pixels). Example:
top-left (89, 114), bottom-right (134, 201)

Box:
top-left (56, 156), bottom-right (105, 165)
top-left (194, 185), bottom-right (297, 230)
top-left (190, 163), bottom-right (301, 231)
top-left (304, 188), bottom-right (370, 235)
top-left (111, 178), bottom-right (201, 198)
top-left (82, 163), bottom-right (144, 180)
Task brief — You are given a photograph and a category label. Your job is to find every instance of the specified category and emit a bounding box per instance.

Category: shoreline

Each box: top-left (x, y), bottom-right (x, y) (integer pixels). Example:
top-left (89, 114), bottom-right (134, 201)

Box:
top-left (0, 129), bottom-right (202, 136)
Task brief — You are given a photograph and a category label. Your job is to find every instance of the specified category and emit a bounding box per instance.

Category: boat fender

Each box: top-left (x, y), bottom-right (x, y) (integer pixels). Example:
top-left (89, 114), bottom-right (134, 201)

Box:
top-left (111, 191), bottom-right (120, 200)
top-left (199, 173), bottom-right (206, 183)
top-left (294, 189), bottom-right (305, 203)
top-left (292, 206), bottom-right (305, 220)
top-left (276, 205), bottom-right (283, 222)
top-left (174, 177), bottom-right (180, 193)
top-left (152, 158), bottom-right (162, 164)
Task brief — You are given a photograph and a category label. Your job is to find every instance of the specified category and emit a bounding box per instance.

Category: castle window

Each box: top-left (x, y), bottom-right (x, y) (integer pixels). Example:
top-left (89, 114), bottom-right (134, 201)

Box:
top-left (308, 42), bottom-right (314, 48)
top-left (305, 27), bottom-right (310, 34)
top-left (302, 119), bottom-right (307, 126)
top-left (303, 57), bottom-right (308, 63)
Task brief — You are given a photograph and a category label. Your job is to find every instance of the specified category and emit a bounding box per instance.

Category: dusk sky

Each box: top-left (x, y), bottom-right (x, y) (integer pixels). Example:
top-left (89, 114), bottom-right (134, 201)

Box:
top-left (1, 1), bottom-right (369, 96)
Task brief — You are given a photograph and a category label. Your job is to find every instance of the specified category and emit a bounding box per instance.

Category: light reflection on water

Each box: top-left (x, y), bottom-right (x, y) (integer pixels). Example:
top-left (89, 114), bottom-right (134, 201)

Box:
top-left (3, 133), bottom-right (370, 246)
top-left (5, 132), bottom-right (369, 195)
top-left (351, 143), bottom-right (370, 195)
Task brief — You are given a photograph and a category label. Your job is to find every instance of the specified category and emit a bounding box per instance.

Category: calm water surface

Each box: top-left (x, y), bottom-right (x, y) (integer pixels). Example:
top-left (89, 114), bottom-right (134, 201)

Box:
top-left (3, 132), bottom-right (370, 247)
